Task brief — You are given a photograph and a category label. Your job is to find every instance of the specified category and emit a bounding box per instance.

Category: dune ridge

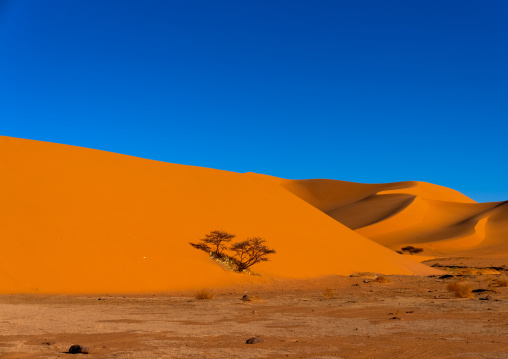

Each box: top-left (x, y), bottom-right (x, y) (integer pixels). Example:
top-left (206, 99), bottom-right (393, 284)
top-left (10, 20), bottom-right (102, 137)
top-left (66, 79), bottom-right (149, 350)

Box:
top-left (0, 136), bottom-right (439, 294)
top-left (276, 178), bottom-right (508, 258)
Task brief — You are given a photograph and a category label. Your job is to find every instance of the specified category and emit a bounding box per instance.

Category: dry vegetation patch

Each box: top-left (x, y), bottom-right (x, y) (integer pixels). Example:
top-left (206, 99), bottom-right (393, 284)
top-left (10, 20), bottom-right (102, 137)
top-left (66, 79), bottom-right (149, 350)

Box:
top-left (489, 278), bottom-right (508, 287)
top-left (195, 289), bottom-right (214, 300)
top-left (322, 288), bottom-right (335, 299)
top-left (374, 276), bottom-right (391, 284)
top-left (446, 282), bottom-right (473, 298)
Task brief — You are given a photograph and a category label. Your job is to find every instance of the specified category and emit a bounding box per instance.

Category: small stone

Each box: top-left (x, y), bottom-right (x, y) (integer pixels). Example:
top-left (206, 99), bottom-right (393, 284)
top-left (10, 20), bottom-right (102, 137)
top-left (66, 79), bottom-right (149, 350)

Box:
top-left (439, 274), bottom-right (454, 279)
top-left (246, 337), bottom-right (264, 344)
top-left (68, 344), bottom-right (90, 354)
top-left (242, 294), bottom-right (251, 301)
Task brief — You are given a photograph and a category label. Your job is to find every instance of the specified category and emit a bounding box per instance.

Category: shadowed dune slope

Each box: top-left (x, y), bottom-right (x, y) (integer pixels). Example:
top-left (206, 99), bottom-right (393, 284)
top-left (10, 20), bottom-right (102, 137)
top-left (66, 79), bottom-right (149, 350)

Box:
top-left (0, 137), bottom-right (439, 294)
top-left (275, 178), bottom-right (508, 258)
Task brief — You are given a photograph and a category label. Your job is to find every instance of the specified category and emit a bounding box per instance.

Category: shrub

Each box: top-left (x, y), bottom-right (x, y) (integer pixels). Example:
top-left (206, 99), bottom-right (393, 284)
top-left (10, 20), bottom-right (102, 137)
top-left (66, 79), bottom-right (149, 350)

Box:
top-left (190, 231), bottom-right (276, 273)
top-left (374, 276), bottom-right (391, 283)
top-left (195, 289), bottom-right (214, 300)
top-left (401, 246), bottom-right (424, 255)
top-left (323, 288), bottom-right (335, 299)
top-left (190, 230), bottom-right (236, 257)
top-left (447, 282), bottom-right (473, 298)
top-left (489, 278), bottom-right (508, 287)
top-left (229, 237), bottom-right (276, 272)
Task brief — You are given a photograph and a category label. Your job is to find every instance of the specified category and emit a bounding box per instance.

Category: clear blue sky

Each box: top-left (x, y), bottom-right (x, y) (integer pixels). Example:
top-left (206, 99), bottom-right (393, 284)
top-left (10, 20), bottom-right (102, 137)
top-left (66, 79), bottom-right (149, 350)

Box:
top-left (1, 0), bottom-right (507, 202)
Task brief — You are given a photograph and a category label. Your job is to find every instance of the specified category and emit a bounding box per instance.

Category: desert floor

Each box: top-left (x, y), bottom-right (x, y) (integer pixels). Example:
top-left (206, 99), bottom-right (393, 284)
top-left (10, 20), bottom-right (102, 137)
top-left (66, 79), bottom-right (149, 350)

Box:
top-left (1, 258), bottom-right (507, 359)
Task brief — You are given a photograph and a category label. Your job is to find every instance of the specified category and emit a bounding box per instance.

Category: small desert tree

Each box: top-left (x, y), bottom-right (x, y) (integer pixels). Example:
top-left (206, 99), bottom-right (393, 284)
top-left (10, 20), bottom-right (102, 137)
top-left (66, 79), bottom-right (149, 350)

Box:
top-left (229, 237), bottom-right (276, 272)
top-left (190, 230), bottom-right (236, 257)
top-left (401, 246), bottom-right (424, 255)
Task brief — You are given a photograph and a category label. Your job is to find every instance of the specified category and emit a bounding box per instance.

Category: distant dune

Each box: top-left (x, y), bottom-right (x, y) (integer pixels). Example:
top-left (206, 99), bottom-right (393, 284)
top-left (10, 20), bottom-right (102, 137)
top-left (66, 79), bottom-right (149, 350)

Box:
top-left (0, 136), bottom-right (439, 294)
top-left (277, 178), bottom-right (508, 258)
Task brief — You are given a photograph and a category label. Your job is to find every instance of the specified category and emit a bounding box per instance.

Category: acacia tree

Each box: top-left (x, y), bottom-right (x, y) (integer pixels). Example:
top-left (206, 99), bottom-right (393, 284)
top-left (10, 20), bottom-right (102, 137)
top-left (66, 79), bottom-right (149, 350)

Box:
top-left (401, 246), bottom-right (424, 255)
top-left (190, 230), bottom-right (236, 257)
top-left (229, 237), bottom-right (276, 272)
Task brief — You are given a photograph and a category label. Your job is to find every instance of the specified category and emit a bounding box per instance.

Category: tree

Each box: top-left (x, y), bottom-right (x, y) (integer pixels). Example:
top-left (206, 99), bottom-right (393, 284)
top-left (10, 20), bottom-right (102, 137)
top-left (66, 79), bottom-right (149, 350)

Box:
top-left (229, 237), bottom-right (276, 272)
top-left (190, 230), bottom-right (236, 257)
top-left (401, 246), bottom-right (424, 255)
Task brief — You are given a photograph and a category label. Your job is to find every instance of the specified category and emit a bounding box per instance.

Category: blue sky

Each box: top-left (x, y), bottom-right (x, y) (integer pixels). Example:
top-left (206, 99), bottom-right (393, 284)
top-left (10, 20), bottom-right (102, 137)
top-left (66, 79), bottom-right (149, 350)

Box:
top-left (1, 0), bottom-right (506, 202)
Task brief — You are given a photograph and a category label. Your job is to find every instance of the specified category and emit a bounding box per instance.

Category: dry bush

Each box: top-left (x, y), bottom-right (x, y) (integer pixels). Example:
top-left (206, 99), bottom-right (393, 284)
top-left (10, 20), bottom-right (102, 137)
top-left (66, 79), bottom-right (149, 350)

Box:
top-left (190, 230), bottom-right (236, 257)
top-left (489, 278), bottom-right (508, 287)
top-left (374, 276), bottom-right (391, 284)
top-left (190, 231), bottom-right (276, 273)
top-left (447, 282), bottom-right (473, 298)
top-left (230, 237), bottom-right (276, 272)
top-left (195, 289), bottom-right (214, 300)
top-left (401, 246), bottom-right (424, 255)
top-left (323, 288), bottom-right (335, 299)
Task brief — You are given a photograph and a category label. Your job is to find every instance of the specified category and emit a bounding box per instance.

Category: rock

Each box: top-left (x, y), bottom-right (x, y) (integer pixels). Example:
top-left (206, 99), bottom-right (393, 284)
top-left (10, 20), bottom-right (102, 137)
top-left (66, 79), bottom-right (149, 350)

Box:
top-left (246, 337), bottom-right (264, 344)
top-left (472, 289), bottom-right (492, 293)
top-left (439, 274), bottom-right (454, 279)
top-left (242, 294), bottom-right (251, 301)
top-left (68, 345), bottom-right (90, 354)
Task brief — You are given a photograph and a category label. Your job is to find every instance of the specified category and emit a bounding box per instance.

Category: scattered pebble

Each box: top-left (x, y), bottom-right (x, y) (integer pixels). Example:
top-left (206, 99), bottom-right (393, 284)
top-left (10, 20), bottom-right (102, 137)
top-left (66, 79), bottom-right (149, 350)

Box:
top-left (246, 337), bottom-right (264, 344)
top-left (68, 344), bottom-right (90, 354)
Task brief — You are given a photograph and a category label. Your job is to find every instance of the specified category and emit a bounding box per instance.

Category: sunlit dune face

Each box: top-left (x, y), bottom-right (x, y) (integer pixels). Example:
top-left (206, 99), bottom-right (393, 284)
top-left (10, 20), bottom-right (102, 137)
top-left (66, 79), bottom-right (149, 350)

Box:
top-left (0, 136), bottom-right (440, 294)
top-left (279, 177), bottom-right (508, 258)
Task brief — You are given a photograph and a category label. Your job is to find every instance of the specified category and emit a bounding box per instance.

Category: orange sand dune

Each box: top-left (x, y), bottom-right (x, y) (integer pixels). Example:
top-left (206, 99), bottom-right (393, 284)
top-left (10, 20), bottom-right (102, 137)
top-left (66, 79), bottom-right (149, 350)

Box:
top-left (276, 178), bottom-right (508, 258)
top-left (0, 136), bottom-right (438, 294)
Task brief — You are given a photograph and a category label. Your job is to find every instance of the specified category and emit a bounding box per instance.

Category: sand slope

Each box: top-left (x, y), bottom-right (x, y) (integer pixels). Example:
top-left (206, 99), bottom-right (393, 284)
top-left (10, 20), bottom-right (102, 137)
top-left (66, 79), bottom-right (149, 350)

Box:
top-left (277, 178), bottom-right (508, 258)
top-left (0, 136), bottom-right (438, 294)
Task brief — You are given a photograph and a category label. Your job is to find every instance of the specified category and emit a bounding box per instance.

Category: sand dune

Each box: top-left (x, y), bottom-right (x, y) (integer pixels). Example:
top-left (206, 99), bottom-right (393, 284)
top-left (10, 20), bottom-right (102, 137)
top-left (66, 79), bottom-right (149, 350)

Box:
top-left (277, 178), bottom-right (508, 258)
top-left (0, 136), bottom-right (439, 294)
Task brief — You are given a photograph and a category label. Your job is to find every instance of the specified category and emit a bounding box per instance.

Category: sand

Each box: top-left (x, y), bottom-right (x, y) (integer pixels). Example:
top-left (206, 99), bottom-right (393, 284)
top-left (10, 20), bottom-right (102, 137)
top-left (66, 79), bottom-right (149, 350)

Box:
top-left (1, 269), bottom-right (507, 358)
top-left (277, 177), bottom-right (508, 258)
top-left (0, 136), bottom-right (438, 294)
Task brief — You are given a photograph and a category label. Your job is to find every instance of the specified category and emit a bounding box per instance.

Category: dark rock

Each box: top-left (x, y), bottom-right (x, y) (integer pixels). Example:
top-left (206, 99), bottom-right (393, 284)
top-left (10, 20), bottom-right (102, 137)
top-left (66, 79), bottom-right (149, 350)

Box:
top-left (472, 289), bottom-right (493, 293)
top-left (242, 294), bottom-right (251, 301)
top-left (479, 295), bottom-right (494, 301)
top-left (439, 274), bottom-right (454, 279)
top-left (68, 345), bottom-right (90, 354)
top-left (246, 337), bottom-right (264, 344)
top-left (389, 316), bottom-right (402, 320)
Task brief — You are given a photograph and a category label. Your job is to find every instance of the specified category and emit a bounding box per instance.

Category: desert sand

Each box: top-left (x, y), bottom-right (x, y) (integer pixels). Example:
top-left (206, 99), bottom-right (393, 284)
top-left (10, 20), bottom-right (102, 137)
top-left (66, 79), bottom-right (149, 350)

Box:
top-left (1, 270), bottom-right (507, 358)
top-left (276, 177), bottom-right (508, 258)
top-left (0, 136), bottom-right (439, 294)
top-left (1, 136), bottom-right (507, 358)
